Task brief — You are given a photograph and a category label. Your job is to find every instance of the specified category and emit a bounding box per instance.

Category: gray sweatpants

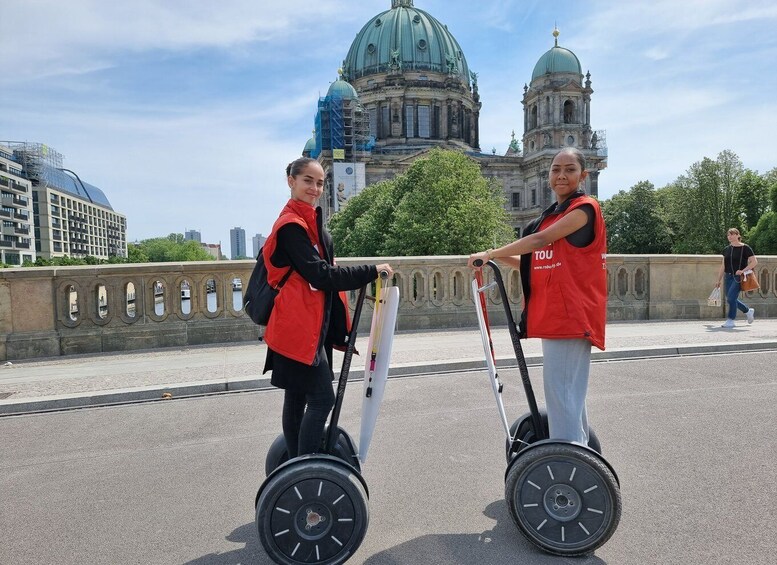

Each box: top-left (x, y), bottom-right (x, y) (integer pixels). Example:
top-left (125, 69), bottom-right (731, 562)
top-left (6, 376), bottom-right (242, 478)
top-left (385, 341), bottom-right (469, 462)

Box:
top-left (541, 338), bottom-right (591, 444)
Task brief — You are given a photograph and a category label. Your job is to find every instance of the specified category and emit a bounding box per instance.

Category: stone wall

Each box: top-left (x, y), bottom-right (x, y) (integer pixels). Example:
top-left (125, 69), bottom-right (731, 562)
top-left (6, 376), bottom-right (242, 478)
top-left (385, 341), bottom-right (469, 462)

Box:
top-left (1, 255), bottom-right (775, 361)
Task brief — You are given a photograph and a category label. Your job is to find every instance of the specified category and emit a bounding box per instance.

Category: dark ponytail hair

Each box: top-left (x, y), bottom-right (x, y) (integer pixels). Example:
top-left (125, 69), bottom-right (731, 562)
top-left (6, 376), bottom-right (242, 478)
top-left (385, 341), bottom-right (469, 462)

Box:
top-left (286, 157), bottom-right (319, 178)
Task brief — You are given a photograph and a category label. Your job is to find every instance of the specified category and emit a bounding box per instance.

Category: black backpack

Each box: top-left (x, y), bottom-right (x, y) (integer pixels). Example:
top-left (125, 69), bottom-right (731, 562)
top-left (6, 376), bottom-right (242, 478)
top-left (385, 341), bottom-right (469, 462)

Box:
top-left (243, 247), bottom-right (293, 326)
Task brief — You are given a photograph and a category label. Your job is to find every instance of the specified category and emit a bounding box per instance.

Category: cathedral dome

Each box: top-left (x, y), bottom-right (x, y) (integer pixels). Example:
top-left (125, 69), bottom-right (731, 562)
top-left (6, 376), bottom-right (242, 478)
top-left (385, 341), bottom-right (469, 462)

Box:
top-left (327, 77), bottom-right (359, 100)
top-left (531, 29), bottom-right (582, 81)
top-left (343, 0), bottom-right (470, 84)
top-left (303, 136), bottom-right (316, 153)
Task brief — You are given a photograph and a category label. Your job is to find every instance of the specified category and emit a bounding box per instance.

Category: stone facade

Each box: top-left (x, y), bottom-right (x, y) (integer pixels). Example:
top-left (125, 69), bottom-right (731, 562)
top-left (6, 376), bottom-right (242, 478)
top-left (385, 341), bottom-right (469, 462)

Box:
top-left (2, 255), bottom-right (775, 361)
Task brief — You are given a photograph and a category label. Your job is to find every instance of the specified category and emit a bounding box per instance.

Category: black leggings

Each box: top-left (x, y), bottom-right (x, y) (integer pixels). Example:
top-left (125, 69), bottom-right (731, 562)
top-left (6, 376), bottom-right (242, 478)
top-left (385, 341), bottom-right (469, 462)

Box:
top-left (282, 383), bottom-right (335, 458)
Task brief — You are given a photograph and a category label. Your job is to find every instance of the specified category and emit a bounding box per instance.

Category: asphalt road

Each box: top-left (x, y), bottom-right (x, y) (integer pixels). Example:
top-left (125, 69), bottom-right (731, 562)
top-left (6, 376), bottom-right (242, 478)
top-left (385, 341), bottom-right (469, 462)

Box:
top-left (1, 351), bottom-right (775, 565)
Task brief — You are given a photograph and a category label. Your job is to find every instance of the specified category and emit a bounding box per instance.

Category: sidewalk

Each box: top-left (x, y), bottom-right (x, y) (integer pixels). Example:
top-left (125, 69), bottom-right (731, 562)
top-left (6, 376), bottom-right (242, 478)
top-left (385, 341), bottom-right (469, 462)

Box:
top-left (2, 317), bottom-right (777, 415)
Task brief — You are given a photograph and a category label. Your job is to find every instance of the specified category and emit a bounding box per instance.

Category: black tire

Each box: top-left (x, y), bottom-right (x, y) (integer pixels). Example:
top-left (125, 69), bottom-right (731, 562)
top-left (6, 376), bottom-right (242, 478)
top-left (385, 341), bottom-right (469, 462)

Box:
top-left (256, 459), bottom-right (369, 564)
top-left (505, 443), bottom-right (621, 556)
top-left (265, 428), bottom-right (360, 477)
top-left (266, 434), bottom-right (290, 476)
top-left (506, 411), bottom-right (602, 462)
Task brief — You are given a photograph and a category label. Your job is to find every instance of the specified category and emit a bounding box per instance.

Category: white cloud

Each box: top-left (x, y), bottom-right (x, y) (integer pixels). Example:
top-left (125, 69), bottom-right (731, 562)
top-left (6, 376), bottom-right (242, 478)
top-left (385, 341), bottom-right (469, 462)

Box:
top-left (3, 0), bottom-right (777, 255)
top-left (2, 0), bottom-right (376, 83)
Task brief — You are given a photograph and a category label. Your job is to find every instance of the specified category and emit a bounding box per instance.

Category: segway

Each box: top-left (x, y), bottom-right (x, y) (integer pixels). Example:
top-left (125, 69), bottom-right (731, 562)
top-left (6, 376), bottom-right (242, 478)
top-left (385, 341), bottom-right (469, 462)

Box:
top-left (472, 260), bottom-right (621, 556)
top-left (256, 273), bottom-right (399, 565)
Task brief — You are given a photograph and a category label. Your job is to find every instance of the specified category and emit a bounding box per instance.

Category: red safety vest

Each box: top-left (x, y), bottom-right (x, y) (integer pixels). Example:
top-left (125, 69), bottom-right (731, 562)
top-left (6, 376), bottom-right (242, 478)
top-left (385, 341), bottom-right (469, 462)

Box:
top-left (262, 199), bottom-right (352, 365)
top-left (526, 196), bottom-right (607, 350)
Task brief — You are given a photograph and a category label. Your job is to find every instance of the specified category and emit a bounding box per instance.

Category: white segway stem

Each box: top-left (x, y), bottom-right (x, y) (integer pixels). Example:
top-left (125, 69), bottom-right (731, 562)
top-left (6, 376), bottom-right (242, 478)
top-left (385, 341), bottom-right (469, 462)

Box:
top-left (471, 277), bottom-right (511, 439)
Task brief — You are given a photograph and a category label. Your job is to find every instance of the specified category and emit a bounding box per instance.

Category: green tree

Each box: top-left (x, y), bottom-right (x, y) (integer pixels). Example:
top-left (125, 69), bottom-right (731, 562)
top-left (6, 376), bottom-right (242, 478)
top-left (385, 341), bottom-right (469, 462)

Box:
top-left (656, 150), bottom-right (745, 254)
top-left (747, 211), bottom-right (777, 254)
top-left (601, 181), bottom-right (671, 253)
top-left (747, 168), bottom-right (777, 253)
top-left (127, 243), bottom-right (149, 263)
top-left (764, 167), bottom-right (777, 211)
top-left (329, 149), bottom-right (514, 256)
top-left (328, 180), bottom-right (397, 256)
top-left (735, 169), bottom-right (769, 231)
top-left (128, 233), bottom-right (214, 262)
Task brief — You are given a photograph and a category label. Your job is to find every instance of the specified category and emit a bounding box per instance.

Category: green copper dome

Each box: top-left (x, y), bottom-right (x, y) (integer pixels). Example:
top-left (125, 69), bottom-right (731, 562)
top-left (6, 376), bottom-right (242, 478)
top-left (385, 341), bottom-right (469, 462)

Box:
top-left (303, 136), bottom-right (316, 152)
top-left (531, 29), bottom-right (582, 80)
top-left (343, 0), bottom-right (470, 83)
top-left (327, 78), bottom-right (359, 100)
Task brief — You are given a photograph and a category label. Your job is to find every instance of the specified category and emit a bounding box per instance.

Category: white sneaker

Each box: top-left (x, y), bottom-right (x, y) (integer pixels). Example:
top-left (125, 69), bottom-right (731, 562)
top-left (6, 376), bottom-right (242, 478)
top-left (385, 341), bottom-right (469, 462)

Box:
top-left (722, 319), bottom-right (735, 328)
top-left (747, 308), bottom-right (755, 324)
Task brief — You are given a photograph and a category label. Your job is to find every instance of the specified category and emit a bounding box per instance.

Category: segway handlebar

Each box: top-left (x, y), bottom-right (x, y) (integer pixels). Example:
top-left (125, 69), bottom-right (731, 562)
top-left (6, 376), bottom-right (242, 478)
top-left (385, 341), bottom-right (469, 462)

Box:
top-left (326, 284), bottom-right (368, 453)
top-left (472, 258), bottom-right (545, 442)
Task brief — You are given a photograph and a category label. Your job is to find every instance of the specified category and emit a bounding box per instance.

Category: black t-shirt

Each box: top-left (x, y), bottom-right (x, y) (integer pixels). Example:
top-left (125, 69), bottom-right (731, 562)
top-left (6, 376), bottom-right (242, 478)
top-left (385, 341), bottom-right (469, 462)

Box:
top-left (723, 244), bottom-right (754, 274)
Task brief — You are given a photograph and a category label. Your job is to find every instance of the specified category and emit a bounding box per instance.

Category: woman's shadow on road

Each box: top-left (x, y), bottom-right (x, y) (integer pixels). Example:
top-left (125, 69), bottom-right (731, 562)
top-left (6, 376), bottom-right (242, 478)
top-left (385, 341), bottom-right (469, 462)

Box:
top-left (362, 500), bottom-right (608, 565)
top-left (183, 522), bottom-right (266, 565)
top-left (184, 501), bottom-right (609, 564)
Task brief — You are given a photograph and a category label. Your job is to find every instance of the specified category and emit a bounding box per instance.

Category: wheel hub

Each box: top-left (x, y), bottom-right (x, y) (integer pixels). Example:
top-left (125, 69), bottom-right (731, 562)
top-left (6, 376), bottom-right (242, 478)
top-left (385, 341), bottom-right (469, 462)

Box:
top-left (295, 502), bottom-right (333, 540)
top-left (543, 483), bottom-right (582, 522)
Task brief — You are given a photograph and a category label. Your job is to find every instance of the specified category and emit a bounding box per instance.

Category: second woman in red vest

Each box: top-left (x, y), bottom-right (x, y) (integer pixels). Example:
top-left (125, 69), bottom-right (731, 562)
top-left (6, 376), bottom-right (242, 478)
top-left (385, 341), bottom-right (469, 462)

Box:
top-left (263, 157), bottom-right (393, 458)
top-left (468, 147), bottom-right (607, 444)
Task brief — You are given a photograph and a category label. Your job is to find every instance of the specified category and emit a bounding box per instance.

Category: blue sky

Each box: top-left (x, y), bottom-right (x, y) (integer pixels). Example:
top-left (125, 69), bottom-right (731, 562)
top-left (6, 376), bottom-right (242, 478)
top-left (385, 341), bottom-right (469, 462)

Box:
top-left (2, 0), bottom-right (776, 257)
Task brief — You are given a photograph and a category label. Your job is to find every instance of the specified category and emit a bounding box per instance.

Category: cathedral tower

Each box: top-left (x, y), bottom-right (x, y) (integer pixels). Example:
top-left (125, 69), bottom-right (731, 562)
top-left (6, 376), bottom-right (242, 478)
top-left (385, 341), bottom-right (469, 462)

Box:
top-left (522, 28), bottom-right (606, 199)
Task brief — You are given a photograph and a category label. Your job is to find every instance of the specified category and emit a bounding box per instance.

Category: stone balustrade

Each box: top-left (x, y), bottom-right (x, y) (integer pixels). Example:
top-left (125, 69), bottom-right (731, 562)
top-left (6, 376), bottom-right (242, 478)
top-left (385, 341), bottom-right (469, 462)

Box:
top-left (1, 255), bottom-right (775, 361)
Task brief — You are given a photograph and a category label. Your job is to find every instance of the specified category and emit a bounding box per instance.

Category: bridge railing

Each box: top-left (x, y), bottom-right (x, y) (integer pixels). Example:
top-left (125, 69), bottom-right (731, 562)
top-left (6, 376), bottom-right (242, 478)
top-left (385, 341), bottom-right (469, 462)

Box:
top-left (1, 255), bottom-right (775, 360)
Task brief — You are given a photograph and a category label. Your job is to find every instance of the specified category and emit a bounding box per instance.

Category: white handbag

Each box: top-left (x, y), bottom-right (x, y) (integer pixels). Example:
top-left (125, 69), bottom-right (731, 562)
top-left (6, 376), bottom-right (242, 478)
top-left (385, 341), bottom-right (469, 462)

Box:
top-left (707, 287), bottom-right (721, 307)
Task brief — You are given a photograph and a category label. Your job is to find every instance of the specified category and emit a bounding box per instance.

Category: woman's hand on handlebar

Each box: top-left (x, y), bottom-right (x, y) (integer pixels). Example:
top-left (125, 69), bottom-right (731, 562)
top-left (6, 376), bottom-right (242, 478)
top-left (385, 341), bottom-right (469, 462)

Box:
top-left (375, 263), bottom-right (394, 279)
top-left (467, 251), bottom-right (489, 269)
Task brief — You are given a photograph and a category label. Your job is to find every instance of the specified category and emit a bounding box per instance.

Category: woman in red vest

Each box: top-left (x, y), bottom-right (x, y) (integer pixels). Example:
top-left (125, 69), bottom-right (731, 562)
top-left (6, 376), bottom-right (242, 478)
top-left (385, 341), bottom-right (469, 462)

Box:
top-left (468, 148), bottom-right (607, 445)
top-left (262, 157), bottom-right (393, 458)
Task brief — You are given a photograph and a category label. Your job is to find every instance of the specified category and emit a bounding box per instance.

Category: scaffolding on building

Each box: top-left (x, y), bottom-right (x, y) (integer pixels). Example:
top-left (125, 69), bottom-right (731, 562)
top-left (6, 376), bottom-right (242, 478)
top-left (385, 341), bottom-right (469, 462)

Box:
top-left (1, 142), bottom-right (64, 190)
top-left (591, 130), bottom-right (607, 159)
top-left (312, 95), bottom-right (372, 159)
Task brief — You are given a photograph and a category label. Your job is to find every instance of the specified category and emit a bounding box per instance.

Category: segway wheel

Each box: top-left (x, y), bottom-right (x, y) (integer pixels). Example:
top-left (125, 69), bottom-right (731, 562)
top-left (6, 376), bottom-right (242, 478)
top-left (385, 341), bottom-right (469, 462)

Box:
top-left (265, 428), bottom-right (361, 477)
top-left (506, 411), bottom-right (602, 462)
top-left (505, 443), bottom-right (621, 556)
top-left (257, 458), bottom-right (369, 564)
top-left (266, 434), bottom-right (290, 476)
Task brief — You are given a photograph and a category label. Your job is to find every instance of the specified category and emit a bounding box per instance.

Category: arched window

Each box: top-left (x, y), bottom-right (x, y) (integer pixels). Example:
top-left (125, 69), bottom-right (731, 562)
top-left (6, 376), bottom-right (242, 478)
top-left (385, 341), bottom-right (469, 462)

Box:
top-left (564, 100), bottom-right (575, 124)
top-left (530, 105), bottom-right (538, 129)
top-left (545, 96), bottom-right (551, 124)
top-left (418, 105), bottom-right (431, 138)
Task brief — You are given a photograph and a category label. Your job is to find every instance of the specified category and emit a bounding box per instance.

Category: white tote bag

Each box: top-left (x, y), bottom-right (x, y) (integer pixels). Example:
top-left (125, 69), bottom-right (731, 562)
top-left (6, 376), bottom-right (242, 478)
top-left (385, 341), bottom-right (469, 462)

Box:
top-left (707, 287), bottom-right (721, 307)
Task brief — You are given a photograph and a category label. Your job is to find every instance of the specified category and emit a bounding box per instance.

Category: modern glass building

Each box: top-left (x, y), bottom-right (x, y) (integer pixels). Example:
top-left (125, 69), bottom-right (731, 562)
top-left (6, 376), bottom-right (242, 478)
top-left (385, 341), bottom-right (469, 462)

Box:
top-left (5, 143), bottom-right (127, 260)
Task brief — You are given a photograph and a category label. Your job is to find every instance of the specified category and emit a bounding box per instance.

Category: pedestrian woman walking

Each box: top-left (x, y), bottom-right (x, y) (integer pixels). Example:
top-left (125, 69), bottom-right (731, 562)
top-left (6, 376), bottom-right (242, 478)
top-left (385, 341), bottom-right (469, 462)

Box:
top-left (262, 157), bottom-right (393, 458)
top-left (715, 228), bottom-right (757, 328)
top-left (468, 147), bottom-right (607, 445)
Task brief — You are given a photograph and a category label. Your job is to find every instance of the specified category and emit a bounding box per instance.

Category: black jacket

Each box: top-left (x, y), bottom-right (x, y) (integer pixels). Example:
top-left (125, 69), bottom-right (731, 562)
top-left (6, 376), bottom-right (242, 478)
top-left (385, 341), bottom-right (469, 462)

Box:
top-left (263, 206), bottom-right (376, 387)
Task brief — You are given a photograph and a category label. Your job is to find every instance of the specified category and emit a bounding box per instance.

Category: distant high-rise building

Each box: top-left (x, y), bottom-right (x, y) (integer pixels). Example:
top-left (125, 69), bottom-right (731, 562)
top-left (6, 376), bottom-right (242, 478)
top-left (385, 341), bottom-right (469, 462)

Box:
top-left (230, 227), bottom-right (246, 259)
top-left (185, 229), bottom-right (201, 243)
top-left (2, 142), bottom-right (127, 261)
top-left (252, 233), bottom-right (266, 258)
